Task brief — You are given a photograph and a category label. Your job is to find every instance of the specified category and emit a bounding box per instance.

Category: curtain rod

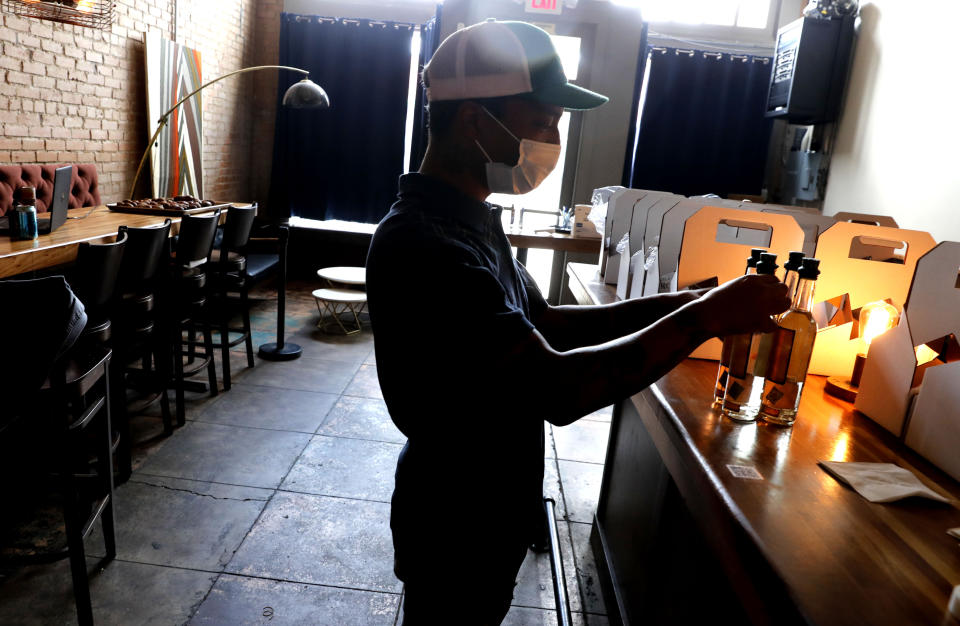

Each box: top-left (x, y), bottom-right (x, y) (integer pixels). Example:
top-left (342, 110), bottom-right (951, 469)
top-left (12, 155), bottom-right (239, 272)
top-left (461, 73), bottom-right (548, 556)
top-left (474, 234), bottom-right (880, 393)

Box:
top-left (650, 46), bottom-right (770, 63)
top-left (290, 14), bottom-right (416, 29)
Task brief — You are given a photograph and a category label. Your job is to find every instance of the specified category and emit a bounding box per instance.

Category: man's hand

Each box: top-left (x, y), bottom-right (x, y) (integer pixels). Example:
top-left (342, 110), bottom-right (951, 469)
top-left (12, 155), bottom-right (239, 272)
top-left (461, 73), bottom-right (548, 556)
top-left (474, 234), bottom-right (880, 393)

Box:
top-left (686, 274), bottom-right (791, 338)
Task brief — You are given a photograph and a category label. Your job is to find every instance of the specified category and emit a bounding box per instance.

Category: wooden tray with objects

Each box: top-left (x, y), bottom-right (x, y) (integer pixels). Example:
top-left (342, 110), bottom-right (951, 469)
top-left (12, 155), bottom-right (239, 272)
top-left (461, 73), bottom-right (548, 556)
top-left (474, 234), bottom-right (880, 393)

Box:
top-left (107, 197), bottom-right (231, 217)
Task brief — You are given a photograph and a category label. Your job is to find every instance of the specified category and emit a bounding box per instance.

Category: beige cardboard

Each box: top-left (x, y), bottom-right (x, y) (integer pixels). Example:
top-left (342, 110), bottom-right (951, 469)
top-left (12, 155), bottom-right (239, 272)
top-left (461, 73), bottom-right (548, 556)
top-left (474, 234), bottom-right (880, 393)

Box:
top-left (615, 236), bottom-right (632, 300)
top-left (655, 198), bottom-right (742, 297)
top-left (573, 204), bottom-right (601, 239)
top-left (901, 243), bottom-right (960, 478)
top-left (595, 188), bottom-right (623, 275)
top-left (904, 360), bottom-right (960, 482)
top-left (677, 206), bottom-right (805, 360)
top-left (853, 315), bottom-right (917, 436)
top-left (634, 195), bottom-right (683, 295)
top-left (603, 189), bottom-right (653, 284)
top-left (760, 205), bottom-right (836, 257)
top-left (808, 222), bottom-right (937, 376)
top-left (832, 212), bottom-right (898, 227)
top-left (902, 242), bottom-right (960, 346)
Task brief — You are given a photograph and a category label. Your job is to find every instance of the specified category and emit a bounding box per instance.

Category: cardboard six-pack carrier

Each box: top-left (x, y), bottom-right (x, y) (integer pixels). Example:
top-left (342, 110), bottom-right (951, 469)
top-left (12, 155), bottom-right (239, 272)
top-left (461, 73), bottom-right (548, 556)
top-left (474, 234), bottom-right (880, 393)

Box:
top-left (591, 186), bottom-right (959, 481)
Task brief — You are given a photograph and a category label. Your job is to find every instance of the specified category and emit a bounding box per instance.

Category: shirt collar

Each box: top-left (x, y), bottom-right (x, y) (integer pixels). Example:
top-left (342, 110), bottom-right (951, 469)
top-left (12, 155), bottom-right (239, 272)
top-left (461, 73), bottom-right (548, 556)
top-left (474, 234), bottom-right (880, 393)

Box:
top-left (397, 173), bottom-right (499, 233)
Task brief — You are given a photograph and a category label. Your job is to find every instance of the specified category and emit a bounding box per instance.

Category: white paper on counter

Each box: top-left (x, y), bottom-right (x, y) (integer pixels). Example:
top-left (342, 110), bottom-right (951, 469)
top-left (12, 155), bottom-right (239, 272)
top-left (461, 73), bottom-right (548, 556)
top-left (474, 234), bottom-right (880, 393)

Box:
top-left (818, 461), bottom-right (950, 504)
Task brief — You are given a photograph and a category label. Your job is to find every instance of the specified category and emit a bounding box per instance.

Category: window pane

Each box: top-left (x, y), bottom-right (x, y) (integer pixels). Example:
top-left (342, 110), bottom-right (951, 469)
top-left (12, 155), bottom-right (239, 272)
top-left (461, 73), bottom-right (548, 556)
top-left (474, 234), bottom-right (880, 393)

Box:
top-left (614, 0), bottom-right (773, 28)
top-left (737, 0), bottom-right (771, 28)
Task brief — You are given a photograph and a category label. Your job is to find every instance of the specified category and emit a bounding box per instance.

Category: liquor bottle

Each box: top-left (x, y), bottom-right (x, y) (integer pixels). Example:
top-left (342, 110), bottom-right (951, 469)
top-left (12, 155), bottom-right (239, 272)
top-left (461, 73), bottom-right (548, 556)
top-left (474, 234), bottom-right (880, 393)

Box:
top-left (712, 248), bottom-right (765, 408)
top-left (11, 187), bottom-right (38, 241)
top-left (759, 258), bottom-right (821, 426)
top-left (781, 251), bottom-right (804, 311)
top-left (722, 252), bottom-right (779, 422)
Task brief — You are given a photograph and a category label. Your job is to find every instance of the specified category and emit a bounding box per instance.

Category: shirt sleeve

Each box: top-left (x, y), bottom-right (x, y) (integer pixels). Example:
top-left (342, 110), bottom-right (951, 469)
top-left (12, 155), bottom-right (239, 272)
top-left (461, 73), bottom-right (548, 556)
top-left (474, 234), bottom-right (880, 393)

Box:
top-left (515, 259), bottom-right (548, 324)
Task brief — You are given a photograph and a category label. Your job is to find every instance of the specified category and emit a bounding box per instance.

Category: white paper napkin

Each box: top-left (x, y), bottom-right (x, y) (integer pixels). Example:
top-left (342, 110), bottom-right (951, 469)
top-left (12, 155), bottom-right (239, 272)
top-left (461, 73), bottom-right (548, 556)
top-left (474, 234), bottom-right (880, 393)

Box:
top-left (949, 528), bottom-right (960, 541)
top-left (818, 461), bottom-right (950, 503)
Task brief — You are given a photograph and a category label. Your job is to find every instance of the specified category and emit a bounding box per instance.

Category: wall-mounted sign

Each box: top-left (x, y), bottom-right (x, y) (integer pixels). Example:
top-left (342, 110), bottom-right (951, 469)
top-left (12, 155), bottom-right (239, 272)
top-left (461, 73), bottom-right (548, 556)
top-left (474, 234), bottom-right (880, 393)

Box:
top-left (526, 0), bottom-right (562, 16)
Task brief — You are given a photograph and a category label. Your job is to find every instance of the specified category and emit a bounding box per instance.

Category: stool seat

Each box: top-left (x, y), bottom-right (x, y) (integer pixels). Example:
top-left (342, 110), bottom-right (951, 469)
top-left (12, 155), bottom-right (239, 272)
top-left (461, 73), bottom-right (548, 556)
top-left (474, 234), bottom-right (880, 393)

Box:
top-left (312, 288), bottom-right (367, 334)
top-left (311, 287), bottom-right (368, 304)
top-left (316, 266), bottom-right (366, 286)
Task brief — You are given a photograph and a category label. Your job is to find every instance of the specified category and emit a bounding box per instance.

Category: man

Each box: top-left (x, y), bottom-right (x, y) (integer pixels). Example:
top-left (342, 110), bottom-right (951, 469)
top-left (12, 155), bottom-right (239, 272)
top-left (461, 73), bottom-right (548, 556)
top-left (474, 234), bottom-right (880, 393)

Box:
top-left (366, 20), bottom-right (789, 625)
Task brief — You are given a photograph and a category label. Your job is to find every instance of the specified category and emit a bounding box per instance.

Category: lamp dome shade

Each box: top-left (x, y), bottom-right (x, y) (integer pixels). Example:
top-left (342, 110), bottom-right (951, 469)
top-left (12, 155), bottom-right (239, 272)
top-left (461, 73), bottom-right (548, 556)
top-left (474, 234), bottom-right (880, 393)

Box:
top-left (282, 79), bottom-right (329, 109)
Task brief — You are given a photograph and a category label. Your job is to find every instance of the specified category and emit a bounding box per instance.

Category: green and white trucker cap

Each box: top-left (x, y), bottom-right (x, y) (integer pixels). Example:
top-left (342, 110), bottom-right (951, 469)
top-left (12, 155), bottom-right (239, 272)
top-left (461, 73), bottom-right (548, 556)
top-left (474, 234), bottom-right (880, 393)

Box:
top-left (424, 19), bottom-right (608, 111)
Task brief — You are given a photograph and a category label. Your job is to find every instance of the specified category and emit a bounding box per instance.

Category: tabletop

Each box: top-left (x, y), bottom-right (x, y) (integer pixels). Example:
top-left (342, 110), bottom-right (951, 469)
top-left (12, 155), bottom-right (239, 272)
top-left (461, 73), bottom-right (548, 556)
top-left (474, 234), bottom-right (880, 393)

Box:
top-left (0, 205), bottom-right (229, 279)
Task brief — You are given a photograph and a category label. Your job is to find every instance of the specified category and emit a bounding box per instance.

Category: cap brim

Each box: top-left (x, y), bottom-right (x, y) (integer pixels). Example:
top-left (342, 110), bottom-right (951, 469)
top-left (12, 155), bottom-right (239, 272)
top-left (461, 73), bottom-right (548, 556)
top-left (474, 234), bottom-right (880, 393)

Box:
top-left (526, 82), bottom-right (608, 111)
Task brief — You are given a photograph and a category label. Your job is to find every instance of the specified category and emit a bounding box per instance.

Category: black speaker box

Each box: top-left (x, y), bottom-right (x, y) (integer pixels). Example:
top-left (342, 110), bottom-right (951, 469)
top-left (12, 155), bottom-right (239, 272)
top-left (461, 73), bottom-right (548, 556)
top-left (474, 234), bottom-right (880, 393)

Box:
top-left (766, 15), bottom-right (856, 124)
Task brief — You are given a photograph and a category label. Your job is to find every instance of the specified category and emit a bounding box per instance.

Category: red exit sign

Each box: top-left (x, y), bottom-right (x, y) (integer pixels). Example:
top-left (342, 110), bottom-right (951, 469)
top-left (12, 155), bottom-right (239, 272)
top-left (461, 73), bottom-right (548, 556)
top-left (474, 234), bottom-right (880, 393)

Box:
top-left (525, 0), bottom-right (562, 15)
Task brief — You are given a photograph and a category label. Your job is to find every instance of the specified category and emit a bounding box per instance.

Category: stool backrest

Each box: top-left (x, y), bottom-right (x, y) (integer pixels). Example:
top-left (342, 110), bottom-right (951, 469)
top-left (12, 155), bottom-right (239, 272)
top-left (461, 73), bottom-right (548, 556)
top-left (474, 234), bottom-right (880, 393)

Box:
top-left (175, 209), bottom-right (221, 267)
top-left (73, 230), bottom-right (127, 313)
top-left (220, 204), bottom-right (257, 254)
top-left (117, 219), bottom-right (171, 293)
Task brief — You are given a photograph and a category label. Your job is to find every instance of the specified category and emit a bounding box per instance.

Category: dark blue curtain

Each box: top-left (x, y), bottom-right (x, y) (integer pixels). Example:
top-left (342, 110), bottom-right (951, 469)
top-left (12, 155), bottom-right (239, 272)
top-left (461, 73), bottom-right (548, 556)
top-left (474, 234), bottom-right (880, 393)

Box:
top-left (270, 15), bottom-right (414, 223)
top-left (408, 5), bottom-right (442, 172)
top-left (624, 48), bottom-right (773, 198)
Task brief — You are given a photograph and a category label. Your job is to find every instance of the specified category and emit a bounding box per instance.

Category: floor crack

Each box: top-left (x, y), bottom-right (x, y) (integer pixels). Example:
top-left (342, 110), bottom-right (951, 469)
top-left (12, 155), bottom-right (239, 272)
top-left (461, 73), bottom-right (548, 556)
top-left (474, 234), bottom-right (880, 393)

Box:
top-left (128, 479), bottom-right (270, 502)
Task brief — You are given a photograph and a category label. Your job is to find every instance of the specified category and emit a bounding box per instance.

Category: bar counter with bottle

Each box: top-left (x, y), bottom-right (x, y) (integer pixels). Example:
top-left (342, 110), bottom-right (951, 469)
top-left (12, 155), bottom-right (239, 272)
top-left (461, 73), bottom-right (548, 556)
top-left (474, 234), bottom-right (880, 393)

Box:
top-left (565, 262), bottom-right (960, 626)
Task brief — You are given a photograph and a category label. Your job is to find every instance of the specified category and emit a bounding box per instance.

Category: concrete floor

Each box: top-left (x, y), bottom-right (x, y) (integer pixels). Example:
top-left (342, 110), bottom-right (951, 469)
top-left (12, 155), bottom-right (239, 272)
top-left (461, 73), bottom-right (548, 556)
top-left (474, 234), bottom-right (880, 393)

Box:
top-left (0, 282), bottom-right (612, 625)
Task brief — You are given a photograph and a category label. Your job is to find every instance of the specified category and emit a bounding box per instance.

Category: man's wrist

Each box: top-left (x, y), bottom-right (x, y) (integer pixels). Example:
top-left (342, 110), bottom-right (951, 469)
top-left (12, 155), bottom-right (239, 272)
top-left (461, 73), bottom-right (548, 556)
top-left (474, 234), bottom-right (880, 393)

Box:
top-left (673, 298), bottom-right (714, 344)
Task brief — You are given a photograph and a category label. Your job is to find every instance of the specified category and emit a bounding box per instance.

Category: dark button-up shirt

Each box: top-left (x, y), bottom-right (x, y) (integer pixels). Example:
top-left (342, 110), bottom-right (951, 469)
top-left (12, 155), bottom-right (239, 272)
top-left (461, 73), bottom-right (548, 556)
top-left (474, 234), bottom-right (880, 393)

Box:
top-left (366, 173), bottom-right (548, 574)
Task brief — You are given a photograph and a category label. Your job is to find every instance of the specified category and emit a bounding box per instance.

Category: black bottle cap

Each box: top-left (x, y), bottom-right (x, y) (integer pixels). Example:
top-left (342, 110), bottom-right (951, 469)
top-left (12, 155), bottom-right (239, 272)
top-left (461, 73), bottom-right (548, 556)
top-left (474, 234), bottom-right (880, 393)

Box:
top-left (799, 257), bottom-right (821, 279)
top-left (757, 252), bottom-right (779, 275)
top-left (15, 186), bottom-right (36, 204)
top-left (784, 251), bottom-right (804, 272)
top-left (746, 248), bottom-right (764, 268)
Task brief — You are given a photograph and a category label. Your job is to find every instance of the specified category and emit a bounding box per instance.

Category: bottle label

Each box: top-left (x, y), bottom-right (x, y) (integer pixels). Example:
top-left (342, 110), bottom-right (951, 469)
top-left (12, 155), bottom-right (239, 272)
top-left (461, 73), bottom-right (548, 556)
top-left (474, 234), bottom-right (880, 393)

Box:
top-left (766, 327), bottom-right (796, 385)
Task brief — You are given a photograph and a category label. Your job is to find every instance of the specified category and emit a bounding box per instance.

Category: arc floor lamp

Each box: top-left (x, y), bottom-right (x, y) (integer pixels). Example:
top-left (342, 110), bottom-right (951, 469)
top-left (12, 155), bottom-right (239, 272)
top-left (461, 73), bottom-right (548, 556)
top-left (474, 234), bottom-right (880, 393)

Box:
top-left (130, 64), bottom-right (329, 362)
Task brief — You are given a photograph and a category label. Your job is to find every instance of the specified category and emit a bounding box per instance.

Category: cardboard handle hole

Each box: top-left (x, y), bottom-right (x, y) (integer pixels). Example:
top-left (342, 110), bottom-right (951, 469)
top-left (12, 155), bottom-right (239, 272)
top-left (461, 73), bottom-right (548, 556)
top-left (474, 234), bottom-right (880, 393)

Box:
top-left (848, 236), bottom-right (907, 263)
top-left (956, 268), bottom-right (960, 290)
top-left (715, 219), bottom-right (772, 247)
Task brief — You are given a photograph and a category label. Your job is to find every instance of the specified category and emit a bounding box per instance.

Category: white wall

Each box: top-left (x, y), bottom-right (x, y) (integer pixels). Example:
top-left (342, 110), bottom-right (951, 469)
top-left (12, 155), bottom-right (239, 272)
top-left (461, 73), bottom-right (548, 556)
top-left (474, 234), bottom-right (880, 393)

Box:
top-left (823, 1), bottom-right (960, 242)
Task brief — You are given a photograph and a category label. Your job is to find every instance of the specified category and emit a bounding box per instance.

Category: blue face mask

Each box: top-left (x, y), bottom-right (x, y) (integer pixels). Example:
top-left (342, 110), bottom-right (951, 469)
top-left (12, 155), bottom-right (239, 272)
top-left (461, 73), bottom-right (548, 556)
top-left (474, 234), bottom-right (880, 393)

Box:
top-left (474, 106), bottom-right (561, 195)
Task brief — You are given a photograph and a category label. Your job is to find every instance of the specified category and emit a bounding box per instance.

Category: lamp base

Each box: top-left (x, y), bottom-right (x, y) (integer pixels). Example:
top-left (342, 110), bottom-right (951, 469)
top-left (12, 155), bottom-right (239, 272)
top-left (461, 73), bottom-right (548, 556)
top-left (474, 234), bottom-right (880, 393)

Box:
top-left (258, 342), bottom-right (303, 361)
top-left (825, 376), bottom-right (858, 402)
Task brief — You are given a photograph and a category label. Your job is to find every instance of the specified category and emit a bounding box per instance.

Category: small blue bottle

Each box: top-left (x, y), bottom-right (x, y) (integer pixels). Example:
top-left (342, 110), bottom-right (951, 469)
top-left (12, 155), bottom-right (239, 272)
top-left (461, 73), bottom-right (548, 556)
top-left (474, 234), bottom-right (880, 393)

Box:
top-left (11, 186), bottom-right (38, 241)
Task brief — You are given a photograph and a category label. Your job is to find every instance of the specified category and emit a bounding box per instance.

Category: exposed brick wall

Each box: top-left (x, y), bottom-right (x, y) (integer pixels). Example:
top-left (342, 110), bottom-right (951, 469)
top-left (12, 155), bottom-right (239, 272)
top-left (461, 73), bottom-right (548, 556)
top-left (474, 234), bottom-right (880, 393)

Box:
top-left (249, 0), bottom-right (282, 214)
top-left (0, 0), bottom-right (282, 204)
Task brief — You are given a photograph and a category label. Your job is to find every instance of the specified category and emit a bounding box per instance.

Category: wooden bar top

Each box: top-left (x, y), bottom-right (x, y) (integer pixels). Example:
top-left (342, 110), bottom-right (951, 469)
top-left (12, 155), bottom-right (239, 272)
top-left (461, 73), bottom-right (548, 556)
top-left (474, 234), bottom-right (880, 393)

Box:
top-left (639, 359), bottom-right (960, 625)
top-left (0, 205), bottom-right (227, 278)
top-left (506, 229), bottom-right (601, 254)
top-left (565, 261), bottom-right (617, 306)
top-left (567, 260), bottom-right (960, 623)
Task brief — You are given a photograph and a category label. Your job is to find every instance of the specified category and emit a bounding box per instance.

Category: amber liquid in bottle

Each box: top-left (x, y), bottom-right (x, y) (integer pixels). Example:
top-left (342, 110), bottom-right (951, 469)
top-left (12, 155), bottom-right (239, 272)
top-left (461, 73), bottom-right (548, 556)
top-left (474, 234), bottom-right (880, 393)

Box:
top-left (713, 252), bottom-right (761, 408)
top-left (722, 253), bottom-right (778, 422)
top-left (759, 277), bottom-right (818, 426)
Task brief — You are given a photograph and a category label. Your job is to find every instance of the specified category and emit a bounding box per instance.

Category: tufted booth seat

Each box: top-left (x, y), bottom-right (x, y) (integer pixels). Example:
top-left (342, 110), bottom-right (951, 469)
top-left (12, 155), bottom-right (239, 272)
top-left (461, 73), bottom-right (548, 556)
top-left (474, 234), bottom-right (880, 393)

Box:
top-left (0, 164), bottom-right (100, 217)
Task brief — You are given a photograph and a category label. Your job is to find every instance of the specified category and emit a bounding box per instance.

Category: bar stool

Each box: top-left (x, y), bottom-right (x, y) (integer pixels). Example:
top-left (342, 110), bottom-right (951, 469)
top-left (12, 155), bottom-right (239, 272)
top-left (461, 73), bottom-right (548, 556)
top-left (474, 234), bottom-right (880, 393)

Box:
top-left (206, 205), bottom-right (257, 391)
top-left (113, 220), bottom-right (174, 480)
top-left (164, 210), bottom-right (221, 425)
top-left (1, 345), bottom-right (117, 626)
top-left (313, 266), bottom-right (367, 334)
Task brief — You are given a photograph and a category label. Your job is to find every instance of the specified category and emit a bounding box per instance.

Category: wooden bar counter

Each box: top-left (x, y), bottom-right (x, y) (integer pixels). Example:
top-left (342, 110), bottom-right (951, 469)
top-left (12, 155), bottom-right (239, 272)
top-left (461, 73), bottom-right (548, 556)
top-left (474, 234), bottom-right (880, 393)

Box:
top-left (566, 263), bottom-right (960, 626)
top-left (0, 205), bottom-right (230, 279)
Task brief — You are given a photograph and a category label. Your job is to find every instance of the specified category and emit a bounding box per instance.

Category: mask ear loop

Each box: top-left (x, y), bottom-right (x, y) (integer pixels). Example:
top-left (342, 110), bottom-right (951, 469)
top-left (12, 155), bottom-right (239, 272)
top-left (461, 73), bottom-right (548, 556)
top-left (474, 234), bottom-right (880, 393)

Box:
top-left (474, 139), bottom-right (494, 162)
top-left (480, 106), bottom-right (521, 143)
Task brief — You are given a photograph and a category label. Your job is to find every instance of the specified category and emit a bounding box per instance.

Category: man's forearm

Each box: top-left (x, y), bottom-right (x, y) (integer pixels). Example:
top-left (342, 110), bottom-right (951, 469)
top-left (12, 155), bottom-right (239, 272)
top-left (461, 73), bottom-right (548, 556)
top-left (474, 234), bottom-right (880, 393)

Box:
top-left (537, 289), bottom-right (707, 351)
top-left (509, 300), bottom-right (712, 426)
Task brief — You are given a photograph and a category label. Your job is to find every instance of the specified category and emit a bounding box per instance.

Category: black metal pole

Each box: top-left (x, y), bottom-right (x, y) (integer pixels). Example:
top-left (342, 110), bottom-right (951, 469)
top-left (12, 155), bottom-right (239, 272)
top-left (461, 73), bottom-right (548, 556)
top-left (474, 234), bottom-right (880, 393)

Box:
top-left (545, 497), bottom-right (573, 626)
top-left (258, 225), bottom-right (302, 361)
